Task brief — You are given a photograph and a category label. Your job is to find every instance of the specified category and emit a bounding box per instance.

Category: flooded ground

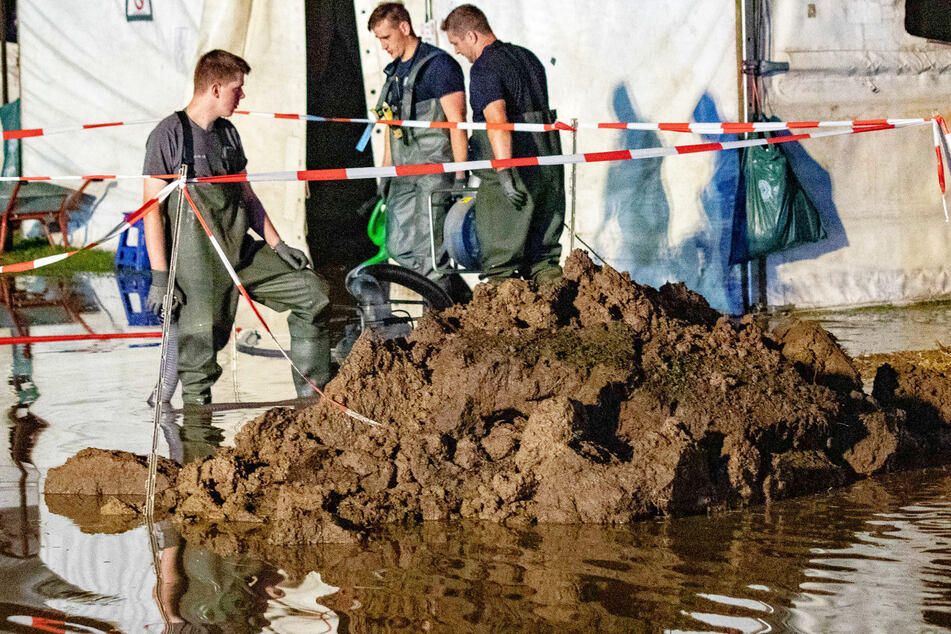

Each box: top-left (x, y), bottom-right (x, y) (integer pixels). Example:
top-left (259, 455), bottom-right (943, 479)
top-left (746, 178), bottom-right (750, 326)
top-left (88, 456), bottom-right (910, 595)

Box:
top-left (2, 273), bottom-right (951, 632)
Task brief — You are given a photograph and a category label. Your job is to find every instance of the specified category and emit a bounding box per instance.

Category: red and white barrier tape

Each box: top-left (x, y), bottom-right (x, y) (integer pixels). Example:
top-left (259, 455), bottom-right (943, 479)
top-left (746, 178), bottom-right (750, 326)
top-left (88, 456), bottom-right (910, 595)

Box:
top-left (180, 186), bottom-right (382, 428)
top-left (933, 119), bottom-right (948, 222)
top-left (1, 118), bottom-right (159, 141)
top-left (935, 115), bottom-right (951, 183)
top-left (0, 111), bottom-right (932, 139)
top-left (195, 120), bottom-right (922, 185)
top-left (581, 118), bottom-right (930, 134)
top-left (0, 119), bottom-right (917, 186)
top-left (0, 179), bottom-right (177, 274)
top-left (0, 119), bottom-right (933, 274)
top-left (0, 331), bottom-right (161, 345)
top-left (234, 109), bottom-right (931, 134)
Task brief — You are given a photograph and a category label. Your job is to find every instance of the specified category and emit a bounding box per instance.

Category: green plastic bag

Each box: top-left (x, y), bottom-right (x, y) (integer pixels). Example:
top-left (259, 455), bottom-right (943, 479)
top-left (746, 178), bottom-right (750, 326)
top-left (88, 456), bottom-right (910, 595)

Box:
top-left (729, 137), bottom-right (826, 264)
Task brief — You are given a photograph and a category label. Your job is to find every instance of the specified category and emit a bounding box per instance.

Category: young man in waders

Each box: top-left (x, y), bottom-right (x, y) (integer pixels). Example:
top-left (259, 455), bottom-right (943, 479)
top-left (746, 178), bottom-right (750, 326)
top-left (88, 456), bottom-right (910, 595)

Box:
top-left (142, 49), bottom-right (331, 407)
top-left (442, 4), bottom-right (565, 283)
top-left (369, 2), bottom-right (469, 296)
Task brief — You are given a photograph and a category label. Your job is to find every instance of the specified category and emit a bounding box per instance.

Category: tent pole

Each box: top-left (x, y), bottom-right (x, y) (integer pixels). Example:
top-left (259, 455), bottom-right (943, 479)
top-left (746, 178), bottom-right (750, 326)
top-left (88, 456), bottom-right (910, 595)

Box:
top-left (736, 0), bottom-right (751, 313)
top-left (568, 117), bottom-right (578, 253)
top-left (0, 0), bottom-right (8, 105)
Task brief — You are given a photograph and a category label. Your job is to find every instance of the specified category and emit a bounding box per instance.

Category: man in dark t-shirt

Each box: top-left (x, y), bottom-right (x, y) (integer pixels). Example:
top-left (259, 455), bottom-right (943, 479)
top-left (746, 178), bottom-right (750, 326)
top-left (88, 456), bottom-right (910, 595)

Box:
top-left (368, 3), bottom-right (468, 294)
top-left (442, 4), bottom-right (564, 283)
top-left (142, 49), bottom-right (331, 406)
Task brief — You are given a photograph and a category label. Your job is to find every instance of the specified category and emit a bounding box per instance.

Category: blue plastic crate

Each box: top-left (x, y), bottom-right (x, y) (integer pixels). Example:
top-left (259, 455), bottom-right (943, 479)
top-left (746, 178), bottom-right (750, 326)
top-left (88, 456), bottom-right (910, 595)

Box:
top-left (114, 213), bottom-right (151, 271)
top-left (116, 270), bottom-right (160, 326)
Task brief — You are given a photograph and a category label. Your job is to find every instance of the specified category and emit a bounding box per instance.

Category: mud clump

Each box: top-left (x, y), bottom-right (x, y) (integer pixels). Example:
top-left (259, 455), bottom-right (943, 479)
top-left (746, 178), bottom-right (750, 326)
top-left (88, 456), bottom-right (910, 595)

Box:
top-left (44, 448), bottom-right (179, 532)
top-left (771, 318), bottom-right (862, 393)
top-left (46, 251), bottom-right (951, 544)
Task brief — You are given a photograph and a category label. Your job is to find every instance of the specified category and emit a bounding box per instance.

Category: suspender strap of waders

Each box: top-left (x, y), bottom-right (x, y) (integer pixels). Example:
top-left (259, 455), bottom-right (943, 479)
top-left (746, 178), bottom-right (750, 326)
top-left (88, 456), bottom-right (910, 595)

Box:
top-left (175, 110), bottom-right (195, 178)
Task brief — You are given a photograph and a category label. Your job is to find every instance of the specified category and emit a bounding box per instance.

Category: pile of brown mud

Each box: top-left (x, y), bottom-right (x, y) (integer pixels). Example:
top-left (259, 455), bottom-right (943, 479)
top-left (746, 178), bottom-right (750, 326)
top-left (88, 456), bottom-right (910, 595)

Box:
top-left (45, 251), bottom-right (951, 546)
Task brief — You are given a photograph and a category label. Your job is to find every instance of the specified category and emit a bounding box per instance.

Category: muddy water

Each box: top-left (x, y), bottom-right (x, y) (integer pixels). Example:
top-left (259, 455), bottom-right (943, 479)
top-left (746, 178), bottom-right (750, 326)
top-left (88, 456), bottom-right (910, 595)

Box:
top-left (2, 276), bottom-right (951, 632)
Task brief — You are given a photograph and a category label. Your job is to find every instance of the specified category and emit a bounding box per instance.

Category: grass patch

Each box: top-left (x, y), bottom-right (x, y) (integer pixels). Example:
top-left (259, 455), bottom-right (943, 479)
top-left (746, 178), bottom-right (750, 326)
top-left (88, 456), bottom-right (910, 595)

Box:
top-left (0, 238), bottom-right (115, 277)
top-left (472, 322), bottom-right (640, 371)
top-left (651, 351), bottom-right (702, 399)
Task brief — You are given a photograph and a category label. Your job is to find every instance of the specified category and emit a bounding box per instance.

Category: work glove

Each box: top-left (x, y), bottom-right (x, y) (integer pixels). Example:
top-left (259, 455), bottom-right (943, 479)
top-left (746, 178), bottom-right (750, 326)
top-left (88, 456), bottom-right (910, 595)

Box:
top-left (147, 269), bottom-right (184, 320)
top-left (273, 240), bottom-right (310, 270)
top-left (497, 167), bottom-right (528, 209)
top-left (377, 177), bottom-right (392, 202)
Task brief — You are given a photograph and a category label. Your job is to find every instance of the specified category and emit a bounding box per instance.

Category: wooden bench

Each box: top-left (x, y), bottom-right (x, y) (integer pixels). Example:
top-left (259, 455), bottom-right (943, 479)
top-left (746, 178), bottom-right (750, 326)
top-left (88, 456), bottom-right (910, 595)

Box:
top-left (0, 179), bottom-right (97, 254)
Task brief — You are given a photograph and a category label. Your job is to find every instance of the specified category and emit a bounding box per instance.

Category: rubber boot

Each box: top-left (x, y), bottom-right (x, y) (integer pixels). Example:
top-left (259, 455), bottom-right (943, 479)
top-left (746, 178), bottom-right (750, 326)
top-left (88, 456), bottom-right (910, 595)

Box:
top-left (289, 334), bottom-right (331, 398)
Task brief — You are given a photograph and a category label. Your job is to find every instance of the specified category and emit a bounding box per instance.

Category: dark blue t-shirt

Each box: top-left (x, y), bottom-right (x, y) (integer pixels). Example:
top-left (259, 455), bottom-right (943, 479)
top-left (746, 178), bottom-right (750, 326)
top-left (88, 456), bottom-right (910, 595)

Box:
top-left (469, 40), bottom-right (549, 123)
top-left (387, 44), bottom-right (465, 116)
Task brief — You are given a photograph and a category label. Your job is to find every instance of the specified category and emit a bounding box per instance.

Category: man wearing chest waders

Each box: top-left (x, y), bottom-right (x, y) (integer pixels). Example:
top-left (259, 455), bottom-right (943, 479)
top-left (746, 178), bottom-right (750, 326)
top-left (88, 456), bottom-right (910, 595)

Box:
top-left (369, 2), bottom-right (469, 295)
top-left (442, 4), bottom-right (565, 283)
top-left (141, 49), bottom-right (331, 406)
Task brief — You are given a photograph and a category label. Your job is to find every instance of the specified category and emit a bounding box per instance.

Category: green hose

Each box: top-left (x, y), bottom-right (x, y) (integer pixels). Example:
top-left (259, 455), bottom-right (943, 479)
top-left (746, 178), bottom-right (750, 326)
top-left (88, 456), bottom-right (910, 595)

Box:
top-left (362, 198), bottom-right (388, 267)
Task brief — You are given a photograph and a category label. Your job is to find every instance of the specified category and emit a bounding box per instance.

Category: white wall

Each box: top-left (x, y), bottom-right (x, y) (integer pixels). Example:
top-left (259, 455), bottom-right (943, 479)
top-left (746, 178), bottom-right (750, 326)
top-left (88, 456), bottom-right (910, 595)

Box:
top-left (765, 0), bottom-right (951, 308)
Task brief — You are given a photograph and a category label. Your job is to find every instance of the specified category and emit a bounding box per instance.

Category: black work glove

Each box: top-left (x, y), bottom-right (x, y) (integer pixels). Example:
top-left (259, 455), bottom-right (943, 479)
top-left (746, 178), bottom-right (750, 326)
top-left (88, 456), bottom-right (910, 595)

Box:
top-left (377, 177), bottom-right (392, 201)
top-left (273, 240), bottom-right (310, 270)
top-left (147, 270), bottom-right (184, 319)
top-left (497, 167), bottom-right (527, 209)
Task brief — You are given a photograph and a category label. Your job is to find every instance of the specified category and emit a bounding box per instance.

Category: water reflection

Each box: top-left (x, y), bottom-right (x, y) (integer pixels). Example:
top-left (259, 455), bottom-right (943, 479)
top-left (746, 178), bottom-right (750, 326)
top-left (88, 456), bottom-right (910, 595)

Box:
top-left (3, 276), bottom-right (951, 631)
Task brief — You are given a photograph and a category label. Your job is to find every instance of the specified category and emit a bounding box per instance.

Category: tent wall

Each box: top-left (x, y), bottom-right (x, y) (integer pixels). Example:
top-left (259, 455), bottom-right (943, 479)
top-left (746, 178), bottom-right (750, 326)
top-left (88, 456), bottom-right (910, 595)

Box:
top-left (15, 1), bottom-right (951, 312)
top-left (17, 0), bottom-right (307, 250)
top-left (356, 0), bottom-right (951, 313)
top-left (764, 1), bottom-right (951, 308)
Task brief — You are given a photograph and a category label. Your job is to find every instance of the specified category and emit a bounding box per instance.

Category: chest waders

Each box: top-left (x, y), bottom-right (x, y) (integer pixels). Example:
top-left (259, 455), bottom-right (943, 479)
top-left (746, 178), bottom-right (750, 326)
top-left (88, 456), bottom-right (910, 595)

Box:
top-left (469, 44), bottom-right (566, 283)
top-left (169, 112), bottom-right (330, 405)
top-left (376, 42), bottom-right (454, 283)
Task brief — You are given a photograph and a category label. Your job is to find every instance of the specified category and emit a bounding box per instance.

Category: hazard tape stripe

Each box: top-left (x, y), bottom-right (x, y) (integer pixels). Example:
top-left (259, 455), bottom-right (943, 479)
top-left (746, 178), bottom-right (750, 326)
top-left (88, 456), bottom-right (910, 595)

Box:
top-left (0, 332), bottom-right (162, 345)
top-left (234, 110), bottom-right (928, 134)
top-left (0, 112), bottom-right (930, 141)
top-left (180, 186), bottom-right (382, 428)
top-left (1, 118), bottom-right (160, 141)
top-left (193, 121), bottom-right (921, 185)
top-left (0, 179), bottom-right (177, 274)
top-left (588, 118), bottom-right (928, 133)
top-left (0, 173), bottom-right (178, 183)
top-left (934, 116), bottom-right (951, 222)
top-left (0, 121), bottom-right (923, 188)
top-left (233, 109), bottom-right (566, 132)
top-left (0, 121), bottom-right (920, 275)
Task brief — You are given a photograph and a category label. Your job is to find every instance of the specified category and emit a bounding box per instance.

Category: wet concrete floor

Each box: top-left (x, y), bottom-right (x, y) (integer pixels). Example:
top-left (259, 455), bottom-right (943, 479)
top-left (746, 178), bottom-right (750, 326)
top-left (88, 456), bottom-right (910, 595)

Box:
top-left (2, 273), bottom-right (951, 632)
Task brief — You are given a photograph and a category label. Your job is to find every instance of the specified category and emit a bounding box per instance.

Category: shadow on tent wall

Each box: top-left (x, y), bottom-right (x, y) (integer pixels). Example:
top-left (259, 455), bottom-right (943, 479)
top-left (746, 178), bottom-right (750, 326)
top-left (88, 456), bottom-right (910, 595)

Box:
top-left (599, 87), bottom-right (746, 314)
top-left (305, 0), bottom-right (377, 301)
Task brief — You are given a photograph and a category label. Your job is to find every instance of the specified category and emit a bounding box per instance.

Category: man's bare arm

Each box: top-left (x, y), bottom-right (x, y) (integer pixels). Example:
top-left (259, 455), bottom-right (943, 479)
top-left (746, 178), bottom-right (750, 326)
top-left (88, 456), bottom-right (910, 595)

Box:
top-left (482, 99), bottom-right (511, 167)
top-left (440, 90), bottom-right (468, 178)
top-left (382, 126), bottom-right (392, 167)
top-left (142, 177), bottom-right (169, 271)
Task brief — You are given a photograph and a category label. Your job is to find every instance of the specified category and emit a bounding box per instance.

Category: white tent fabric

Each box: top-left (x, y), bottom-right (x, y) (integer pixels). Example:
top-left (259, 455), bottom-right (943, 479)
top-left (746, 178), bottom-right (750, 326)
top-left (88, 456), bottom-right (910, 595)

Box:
top-left (764, 1), bottom-right (951, 309)
top-left (19, 0), bottom-right (201, 244)
top-left (196, 0), bottom-right (309, 246)
top-left (18, 0), bottom-right (307, 251)
top-left (357, 0), bottom-right (951, 312)
top-left (15, 0), bottom-right (951, 311)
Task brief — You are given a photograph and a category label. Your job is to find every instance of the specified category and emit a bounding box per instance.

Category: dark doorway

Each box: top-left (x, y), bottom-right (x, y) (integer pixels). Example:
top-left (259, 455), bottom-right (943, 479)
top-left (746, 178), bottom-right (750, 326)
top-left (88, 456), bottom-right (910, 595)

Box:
top-left (905, 0), bottom-right (951, 43)
top-left (305, 0), bottom-right (377, 300)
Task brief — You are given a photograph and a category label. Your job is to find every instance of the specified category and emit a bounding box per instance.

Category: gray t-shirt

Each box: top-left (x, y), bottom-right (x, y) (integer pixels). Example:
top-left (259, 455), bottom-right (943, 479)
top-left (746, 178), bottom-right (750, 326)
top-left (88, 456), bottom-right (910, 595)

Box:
top-left (142, 113), bottom-right (248, 180)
